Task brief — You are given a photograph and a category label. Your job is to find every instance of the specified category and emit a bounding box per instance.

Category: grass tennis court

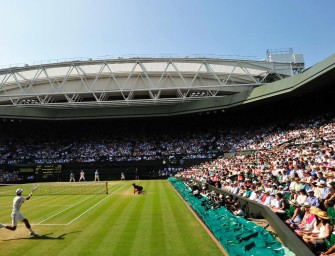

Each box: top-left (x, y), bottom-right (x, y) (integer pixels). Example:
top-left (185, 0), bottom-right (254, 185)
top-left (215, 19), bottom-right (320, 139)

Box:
top-left (0, 180), bottom-right (225, 256)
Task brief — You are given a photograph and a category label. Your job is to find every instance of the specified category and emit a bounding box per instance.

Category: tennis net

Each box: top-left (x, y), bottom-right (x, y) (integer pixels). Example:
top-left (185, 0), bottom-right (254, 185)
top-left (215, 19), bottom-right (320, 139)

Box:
top-left (0, 182), bottom-right (109, 196)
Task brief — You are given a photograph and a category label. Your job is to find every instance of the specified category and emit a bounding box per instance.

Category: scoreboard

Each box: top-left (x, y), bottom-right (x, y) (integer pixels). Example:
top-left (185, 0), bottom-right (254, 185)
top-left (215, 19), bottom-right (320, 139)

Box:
top-left (35, 164), bottom-right (62, 180)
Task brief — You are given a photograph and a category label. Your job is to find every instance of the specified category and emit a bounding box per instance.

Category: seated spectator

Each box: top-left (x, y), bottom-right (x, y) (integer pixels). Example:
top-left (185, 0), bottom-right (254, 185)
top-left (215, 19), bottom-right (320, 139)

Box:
top-left (238, 185), bottom-right (246, 196)
top-left (285, 199), bottom-right (304, 227)
top-left (295, 203), bottom-right (318, 237)
top-left (318, 180), bottom-right (330, 209)
top-left (248, 186), bottom-right (259, 201)
top-left (232, 202), bottom-right (244, 217)
top-left (282, 180), bottom-right (291, 193)
top-left (303, 210), bottom-right (332, 253)
top-left (304, 181), bottom-right (314, 194)
top-left (224, 195), bottom-right (234, 211)
top-left (242, 186), bottom-right (252, 198)
top-left (269, 192), bottom-right (278, 208)
top-left (272, 192), bottom-right (289, 219)
top-left (306, 189), bottom-right (320, 208)
top-left (296, 189), bottom-right (308, 206)
top-left (259, 190), bottom-right (270, 205)
top-left (324, 181), bottom-right (335, 209)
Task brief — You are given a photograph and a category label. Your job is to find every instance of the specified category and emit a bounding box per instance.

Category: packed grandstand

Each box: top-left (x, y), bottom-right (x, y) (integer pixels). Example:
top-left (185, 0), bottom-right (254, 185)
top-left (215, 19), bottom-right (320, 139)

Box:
top-left (1, 52), bottom-right (335, 255)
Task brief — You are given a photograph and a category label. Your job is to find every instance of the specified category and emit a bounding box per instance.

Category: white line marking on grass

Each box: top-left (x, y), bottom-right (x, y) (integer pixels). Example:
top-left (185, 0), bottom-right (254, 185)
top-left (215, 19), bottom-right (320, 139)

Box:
top-left (18, 223), bottom-right (67, 227)
top-left (37, 194), bottom-right (97, 224)
top-left (66, 183), bottom-right (126, 225)
top-left (33, 205), bottom-right (73, 207)
top-left (31, 224), bottom-right (67, 226)
top-left (34, 183), bottom-right (125, 226)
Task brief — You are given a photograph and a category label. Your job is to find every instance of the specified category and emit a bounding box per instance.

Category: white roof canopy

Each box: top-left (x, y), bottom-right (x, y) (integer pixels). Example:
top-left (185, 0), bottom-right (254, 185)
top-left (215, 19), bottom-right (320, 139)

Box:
top-left (0, 57), bottom-right (301, 108)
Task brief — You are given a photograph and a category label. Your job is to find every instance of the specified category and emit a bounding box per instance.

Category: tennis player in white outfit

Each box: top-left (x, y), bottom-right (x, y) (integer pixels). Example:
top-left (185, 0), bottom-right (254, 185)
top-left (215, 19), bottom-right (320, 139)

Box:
top-left (0, 188), bottom-right (38, 236)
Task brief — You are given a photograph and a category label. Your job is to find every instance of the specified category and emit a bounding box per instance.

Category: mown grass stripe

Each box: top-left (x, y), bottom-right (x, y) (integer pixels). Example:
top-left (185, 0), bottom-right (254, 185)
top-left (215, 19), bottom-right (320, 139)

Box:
top-left (148, 180), bottom-right (167, 255)
top-left (109, 189), bottom-right (147, 255)
top-left (0, 180), bottom-right (225, 256)
top-left (160, 180), bottom-right (189, 256)
top-left (56, 184), bottom-right (133, 256)
top-left (168, 181), bottom-right (227, 255)
top-left (128, 181), bottom-right (156, 256)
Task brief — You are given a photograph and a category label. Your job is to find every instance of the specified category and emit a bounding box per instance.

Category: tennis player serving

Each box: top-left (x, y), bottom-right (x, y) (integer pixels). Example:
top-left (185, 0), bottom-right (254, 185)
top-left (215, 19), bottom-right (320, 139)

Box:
top-left (0, 188), bottom-right (38, 236)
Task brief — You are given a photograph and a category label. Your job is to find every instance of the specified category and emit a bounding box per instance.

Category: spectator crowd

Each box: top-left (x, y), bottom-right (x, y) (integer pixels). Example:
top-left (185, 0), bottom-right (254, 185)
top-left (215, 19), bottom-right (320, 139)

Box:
top-left (176, 112), bottom-right (335, 255)
top-left (1, 111), bottom-right (334, 166)
top-left (1, 106), bottom-right (335, 254)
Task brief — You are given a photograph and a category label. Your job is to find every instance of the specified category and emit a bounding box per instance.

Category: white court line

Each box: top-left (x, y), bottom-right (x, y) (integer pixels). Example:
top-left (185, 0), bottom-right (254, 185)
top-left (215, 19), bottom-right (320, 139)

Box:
top-left (37, 183), bottom-right (121, 224)
top-left (34, 183), bottom-right (126, 226)
top-left (66, 183), bottom-right (126, 225)
top-left (37, 194), bottom-right (97, 224)
top-left (32, 205), bottom-right (73, 207)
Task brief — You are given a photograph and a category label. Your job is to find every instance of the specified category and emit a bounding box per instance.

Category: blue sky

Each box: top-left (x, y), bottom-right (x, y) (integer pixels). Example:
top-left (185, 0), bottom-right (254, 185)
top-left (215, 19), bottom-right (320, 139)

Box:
top-left (0, 0), bottom-right (334, 68)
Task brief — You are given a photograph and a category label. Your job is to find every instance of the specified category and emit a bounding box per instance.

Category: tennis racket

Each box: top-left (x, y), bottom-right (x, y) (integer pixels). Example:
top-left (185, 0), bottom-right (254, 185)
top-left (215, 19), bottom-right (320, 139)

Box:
top-left (31, 184), bottom-right (40, 193)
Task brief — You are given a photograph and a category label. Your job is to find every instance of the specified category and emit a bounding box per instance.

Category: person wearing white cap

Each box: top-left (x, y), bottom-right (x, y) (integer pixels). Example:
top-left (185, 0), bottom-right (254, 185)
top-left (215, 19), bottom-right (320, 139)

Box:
top-left (306, 189), bottom-right (320, 208)
top-left (0, 188), bottom-right (38, 236)
top-left (319, 180), bottom-right (330, 200)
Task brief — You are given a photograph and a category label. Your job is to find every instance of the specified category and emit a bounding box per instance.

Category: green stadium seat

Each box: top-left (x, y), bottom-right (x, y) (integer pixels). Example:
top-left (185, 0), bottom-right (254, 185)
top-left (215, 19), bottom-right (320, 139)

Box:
top-left (327, 207), bottom-right (335, 225)
top-left (325, 233), bottom-right (335, 249)
top-left (286, 205), bottom-right (295, 218)
top-left (285, 192), bottom-right (291, 199)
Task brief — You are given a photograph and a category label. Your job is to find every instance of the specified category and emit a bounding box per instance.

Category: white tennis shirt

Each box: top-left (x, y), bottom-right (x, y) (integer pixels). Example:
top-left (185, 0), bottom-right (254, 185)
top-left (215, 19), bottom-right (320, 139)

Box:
top-left (12, 195), bottom-right (25, 214)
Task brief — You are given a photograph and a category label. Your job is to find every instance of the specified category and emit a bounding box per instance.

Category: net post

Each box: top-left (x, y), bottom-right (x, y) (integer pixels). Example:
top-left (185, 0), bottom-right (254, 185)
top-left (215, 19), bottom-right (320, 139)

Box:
top-left (105, 181), bottom-right (108, 194)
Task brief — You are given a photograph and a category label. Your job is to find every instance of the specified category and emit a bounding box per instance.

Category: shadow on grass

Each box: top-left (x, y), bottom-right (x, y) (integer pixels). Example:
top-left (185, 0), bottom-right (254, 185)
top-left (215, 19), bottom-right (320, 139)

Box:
top-left (2, 231), bottom-right (82, 241)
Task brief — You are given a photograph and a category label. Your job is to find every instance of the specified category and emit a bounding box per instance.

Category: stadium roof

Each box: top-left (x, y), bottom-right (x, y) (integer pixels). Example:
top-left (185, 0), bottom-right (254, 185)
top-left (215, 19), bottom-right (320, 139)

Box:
top-left (0, 56), bottom-right (301, 106)
top-left (2, 52), bottom-right (333, 121)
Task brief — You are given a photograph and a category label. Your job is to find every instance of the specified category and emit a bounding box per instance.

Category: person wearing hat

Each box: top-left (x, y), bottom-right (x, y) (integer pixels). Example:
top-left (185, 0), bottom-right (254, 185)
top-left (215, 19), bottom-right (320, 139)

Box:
top-left (318, 180), bottom-right (330, 200)
top-left (285, 200), bottom-right (303, 227)
top-left (304, 180), bottom-right (314, 194)
top-left (269, 192), bottom-right (278, 208)
top-left (306, 189), bottom-right (320, 208)
top-left (0, 188), bottom-right (38, 236)
top-left (314, 182), bottom-right (323, 199)
top-left (293, 177), bottom-right (303, 193)
top-left (326, 172), bottom-right (334, 183)
top-left (294, 202), bottom-right (317, 237)
top-left (303, 210), bottom-right (332, 252)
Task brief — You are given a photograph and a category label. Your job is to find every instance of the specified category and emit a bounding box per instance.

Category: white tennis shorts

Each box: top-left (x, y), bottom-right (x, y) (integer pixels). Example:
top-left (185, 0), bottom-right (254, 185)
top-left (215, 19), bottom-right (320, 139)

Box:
top-left (11, 212), bottom-right (25, 226)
